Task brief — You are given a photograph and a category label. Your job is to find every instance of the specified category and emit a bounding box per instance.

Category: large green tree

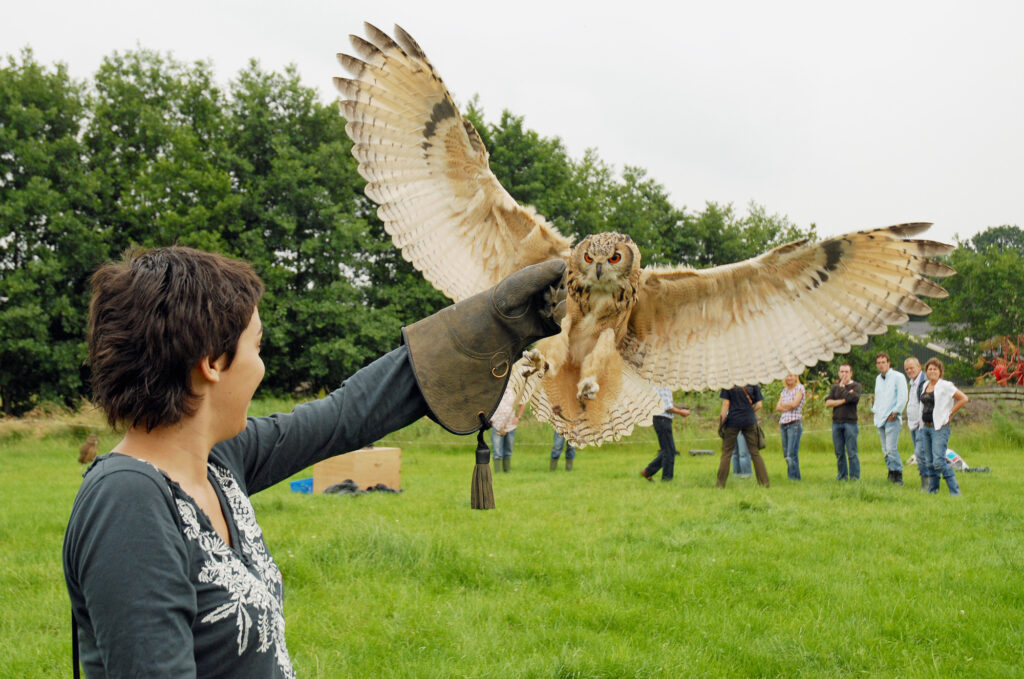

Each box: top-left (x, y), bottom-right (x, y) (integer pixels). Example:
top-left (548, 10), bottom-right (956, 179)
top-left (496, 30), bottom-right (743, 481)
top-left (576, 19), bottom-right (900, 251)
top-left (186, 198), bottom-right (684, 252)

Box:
top-left (224, 61), bottom-right (376, 393)
top-left (0, 51), bottom-right (101, 415)
top-left (85, 51), bottom-right (435, 395)
top-left (929, 225), bottom-right (1024, 361)
top-left (967, 224), bottom-right (1024, 255)
top-left (0, 48), bottom-right (440, 412)
top-left (669, 201), bottom-right (814, 268)
top-left (85, 49), bottom-right (241, 254)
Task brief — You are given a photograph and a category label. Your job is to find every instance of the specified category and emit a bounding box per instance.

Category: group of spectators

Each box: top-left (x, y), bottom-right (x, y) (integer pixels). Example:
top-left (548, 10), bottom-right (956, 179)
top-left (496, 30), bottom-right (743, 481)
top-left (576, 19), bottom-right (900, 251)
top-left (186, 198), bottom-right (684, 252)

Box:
top-left (491, 353), bottom-right (969, 496)
top-left (711, 352), bottom-right (968, 493)
top-left (639, 352), bottom-right (968, 494)
top-left (825, 353), bottom-right (968, 494)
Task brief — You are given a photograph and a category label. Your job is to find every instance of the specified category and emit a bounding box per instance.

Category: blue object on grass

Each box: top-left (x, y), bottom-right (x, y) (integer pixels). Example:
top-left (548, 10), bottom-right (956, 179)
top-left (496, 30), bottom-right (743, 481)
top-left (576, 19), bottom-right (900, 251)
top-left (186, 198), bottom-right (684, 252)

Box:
top-left (289, 477), bottom-right (313, 494)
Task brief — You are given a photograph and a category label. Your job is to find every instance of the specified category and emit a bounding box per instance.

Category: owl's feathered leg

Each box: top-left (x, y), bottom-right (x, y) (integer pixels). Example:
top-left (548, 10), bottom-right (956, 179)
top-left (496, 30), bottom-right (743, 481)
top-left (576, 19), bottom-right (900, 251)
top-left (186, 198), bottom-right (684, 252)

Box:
top-left (520, 348), bottom-right (549, 379)
top-left (536, 315), bottom-right (571, 376)
top-left (577, 328), bottom-right (623, 425)
top-left (530, 316), bottom-right (580, 420)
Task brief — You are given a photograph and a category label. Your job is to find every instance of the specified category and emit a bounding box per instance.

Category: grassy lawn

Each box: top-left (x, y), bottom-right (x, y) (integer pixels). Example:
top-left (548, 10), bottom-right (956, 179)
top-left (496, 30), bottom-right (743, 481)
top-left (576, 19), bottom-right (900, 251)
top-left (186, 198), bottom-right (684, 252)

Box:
top-left (1, 401), bottom-right (1022, 678)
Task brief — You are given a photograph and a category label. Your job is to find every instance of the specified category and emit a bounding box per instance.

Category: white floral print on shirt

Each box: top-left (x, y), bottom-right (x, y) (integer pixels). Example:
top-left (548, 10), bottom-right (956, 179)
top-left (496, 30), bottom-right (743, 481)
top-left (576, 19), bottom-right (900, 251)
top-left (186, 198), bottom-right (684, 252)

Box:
top-left (174, 463), bottom-right (294, 678)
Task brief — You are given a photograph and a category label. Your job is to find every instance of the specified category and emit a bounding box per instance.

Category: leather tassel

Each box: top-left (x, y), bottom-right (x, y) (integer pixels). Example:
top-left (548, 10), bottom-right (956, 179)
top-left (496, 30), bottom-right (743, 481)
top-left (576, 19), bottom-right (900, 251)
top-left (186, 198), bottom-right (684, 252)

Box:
top-left (471, 416), bottom-right (495, 510)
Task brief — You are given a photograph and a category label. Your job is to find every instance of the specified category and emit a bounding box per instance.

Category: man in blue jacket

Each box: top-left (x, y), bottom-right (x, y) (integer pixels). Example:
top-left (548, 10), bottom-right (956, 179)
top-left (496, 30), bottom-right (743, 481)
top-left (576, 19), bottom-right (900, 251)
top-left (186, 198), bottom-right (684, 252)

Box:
top-left (872, 352), bottom-right (909, 485)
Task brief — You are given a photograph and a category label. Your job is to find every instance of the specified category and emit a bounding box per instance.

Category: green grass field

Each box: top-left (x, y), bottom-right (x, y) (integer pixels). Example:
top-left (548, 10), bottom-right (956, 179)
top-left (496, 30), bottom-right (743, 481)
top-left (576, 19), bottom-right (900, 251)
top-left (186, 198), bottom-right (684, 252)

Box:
top-left (1, 402), bottom-right (1022, 678)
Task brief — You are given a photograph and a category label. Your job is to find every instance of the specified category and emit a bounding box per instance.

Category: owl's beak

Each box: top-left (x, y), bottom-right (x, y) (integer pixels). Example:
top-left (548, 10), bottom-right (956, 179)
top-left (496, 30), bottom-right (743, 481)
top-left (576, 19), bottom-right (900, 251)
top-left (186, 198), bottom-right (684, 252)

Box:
top-left (595, 263), bottom-right (603, 279)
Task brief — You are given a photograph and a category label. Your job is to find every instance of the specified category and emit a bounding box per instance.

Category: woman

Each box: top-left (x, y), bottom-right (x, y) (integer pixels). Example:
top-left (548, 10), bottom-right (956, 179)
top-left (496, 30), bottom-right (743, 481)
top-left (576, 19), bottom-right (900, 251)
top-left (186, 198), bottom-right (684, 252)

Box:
top-left (63, 246), bottom-right (564, 677)
top-left (775, 373), bottom-right (805, 481)
top-left (489, 385), bottom-right (527, 472)
top-left (915, 357), bottom-right (968, 496)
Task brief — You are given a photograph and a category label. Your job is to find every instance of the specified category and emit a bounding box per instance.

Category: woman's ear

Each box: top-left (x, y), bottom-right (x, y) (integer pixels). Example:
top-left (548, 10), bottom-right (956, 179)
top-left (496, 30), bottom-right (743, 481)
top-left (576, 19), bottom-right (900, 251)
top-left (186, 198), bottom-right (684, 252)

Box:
top-left (195, 354), bottom-right (226, 384)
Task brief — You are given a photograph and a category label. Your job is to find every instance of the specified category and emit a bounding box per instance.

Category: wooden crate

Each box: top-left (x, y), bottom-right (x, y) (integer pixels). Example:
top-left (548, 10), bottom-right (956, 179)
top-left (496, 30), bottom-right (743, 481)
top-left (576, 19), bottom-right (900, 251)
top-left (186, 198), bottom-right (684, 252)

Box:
top-left (312, 446), bottom-right (401, 493)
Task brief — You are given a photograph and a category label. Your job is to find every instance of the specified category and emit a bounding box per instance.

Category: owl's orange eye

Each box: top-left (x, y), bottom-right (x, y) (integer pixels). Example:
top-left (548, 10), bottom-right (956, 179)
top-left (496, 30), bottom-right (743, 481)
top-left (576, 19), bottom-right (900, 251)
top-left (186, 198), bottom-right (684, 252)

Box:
top-left (608, 252), bottom-right (621, 264)
top-left (584, 253), bottom-right (593, 263)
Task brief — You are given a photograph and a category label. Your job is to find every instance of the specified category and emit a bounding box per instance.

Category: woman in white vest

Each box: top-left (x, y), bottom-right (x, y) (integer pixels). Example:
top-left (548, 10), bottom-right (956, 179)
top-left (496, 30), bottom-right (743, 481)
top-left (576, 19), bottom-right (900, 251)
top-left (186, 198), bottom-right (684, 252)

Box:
top-left (916, 358), bottom-right (969, 496)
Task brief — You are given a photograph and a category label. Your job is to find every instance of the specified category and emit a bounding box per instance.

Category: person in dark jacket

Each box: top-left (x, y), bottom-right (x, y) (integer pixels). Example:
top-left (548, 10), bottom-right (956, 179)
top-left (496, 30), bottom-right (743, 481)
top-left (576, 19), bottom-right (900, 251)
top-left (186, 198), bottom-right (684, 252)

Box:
top-left (716, 385), bottom-right (770, 488)
top-left (825, 363), bottom-right (863, 481)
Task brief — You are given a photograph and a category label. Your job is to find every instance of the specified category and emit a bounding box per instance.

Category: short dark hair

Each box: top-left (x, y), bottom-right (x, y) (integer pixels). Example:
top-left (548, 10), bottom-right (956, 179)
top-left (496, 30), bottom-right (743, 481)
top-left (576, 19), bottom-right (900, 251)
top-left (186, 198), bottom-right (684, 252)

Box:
top-left (88, 247), bottom-right (264, 431)
top-left (875, 352), bottom-right (891, 363)
top-left (923, 357), bottom-right (944, 378)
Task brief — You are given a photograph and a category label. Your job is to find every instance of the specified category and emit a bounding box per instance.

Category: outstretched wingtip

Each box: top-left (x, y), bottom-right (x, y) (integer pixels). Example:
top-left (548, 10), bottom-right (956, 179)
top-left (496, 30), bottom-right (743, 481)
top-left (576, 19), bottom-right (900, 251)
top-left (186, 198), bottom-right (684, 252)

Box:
top-left (363, 22), bottom-right (399, 51)
top-left (393, 24), bottom-right (427, 59)
top-left (888, 222), bottom-right (933, 238)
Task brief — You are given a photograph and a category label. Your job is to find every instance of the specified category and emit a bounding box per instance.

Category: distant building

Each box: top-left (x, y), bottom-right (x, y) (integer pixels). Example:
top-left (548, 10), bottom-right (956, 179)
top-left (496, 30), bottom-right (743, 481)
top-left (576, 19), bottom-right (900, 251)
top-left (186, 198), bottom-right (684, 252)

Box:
top-left (901, 320), bottom-right (961, 362)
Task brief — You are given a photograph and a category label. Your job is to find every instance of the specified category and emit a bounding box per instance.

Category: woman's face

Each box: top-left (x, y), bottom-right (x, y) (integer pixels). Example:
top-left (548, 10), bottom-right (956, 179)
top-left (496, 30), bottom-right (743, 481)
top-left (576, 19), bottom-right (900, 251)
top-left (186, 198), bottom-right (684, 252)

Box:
top-left (215, 308), bottom-right (265, 438)
top-left (784, 373), bottom-right (798, 388)
top-left (926, 364), bottom-right (942, 382)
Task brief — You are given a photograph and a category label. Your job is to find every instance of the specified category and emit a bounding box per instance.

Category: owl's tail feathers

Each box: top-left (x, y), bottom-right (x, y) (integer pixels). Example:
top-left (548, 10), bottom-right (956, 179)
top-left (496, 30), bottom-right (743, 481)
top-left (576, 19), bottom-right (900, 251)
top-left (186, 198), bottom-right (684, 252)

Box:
top-left (519, 363), bottom-right (661, 448)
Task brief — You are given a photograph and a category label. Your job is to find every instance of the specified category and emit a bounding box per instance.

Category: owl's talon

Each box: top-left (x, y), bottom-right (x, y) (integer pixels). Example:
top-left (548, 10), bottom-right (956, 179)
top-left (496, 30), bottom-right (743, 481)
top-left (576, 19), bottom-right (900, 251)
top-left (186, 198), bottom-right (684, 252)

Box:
top-left (521, 349), bottom-right (549, 377)
top-left (541, 280), bottom-right (567, 322)
top-left (550, 404), bottom-right (572, 423)
top-left (550, 404), bottom-right (584, 425)
top-left (577, 377), bottom-right (599, 405)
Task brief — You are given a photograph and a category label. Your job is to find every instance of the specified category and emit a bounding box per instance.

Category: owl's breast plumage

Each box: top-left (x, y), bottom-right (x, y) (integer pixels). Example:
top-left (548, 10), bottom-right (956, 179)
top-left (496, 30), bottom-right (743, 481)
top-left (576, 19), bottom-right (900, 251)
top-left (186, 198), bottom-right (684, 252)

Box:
top-left (567, 273), bottom-right (640, 350)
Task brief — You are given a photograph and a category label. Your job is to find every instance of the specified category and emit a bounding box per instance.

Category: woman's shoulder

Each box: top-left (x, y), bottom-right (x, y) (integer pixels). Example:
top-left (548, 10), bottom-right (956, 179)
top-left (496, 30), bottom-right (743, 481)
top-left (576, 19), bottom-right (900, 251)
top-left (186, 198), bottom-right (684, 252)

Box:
top-left (65, 454), bottom-right (182, 564)
top-left (74, 453), bottom-right (175, 508)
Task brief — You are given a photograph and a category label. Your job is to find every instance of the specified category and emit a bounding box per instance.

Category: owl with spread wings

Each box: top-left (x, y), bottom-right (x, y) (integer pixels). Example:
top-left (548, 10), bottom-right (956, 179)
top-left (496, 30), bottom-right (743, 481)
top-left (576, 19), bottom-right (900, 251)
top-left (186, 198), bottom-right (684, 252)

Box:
top-left (335, 24), bottom-right (954, 447)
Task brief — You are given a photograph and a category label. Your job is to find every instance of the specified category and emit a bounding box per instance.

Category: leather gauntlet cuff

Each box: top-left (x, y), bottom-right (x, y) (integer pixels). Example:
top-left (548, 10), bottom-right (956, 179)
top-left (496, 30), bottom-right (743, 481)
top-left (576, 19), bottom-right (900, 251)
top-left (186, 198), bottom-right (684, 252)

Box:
top-left (402, 259), bottom-right (565, 434)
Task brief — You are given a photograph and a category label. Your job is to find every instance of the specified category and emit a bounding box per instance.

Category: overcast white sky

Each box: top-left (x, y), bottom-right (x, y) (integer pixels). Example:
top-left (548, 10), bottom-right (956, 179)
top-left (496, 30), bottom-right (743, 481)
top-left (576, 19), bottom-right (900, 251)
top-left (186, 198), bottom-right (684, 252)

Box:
top-left (5, 0), bottom-right (1022, 246)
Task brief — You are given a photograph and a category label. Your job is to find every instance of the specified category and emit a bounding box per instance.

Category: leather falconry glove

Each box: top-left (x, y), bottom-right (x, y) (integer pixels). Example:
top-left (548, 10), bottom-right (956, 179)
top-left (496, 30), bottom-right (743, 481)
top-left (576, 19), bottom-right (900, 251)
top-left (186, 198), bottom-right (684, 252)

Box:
top-left (403, 259), bottom-right (567, 434)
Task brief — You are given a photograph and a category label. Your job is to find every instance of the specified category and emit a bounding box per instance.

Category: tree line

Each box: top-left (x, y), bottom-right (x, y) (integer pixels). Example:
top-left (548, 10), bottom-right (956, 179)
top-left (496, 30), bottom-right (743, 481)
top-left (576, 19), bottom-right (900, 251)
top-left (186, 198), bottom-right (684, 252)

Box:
top-left (0, 49), bottom-right (1016, 415)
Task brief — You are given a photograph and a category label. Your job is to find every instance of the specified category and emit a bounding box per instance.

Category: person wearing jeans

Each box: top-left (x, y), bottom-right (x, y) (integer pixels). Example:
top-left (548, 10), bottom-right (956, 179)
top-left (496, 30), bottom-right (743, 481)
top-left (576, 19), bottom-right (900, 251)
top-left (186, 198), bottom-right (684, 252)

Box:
top-left (550, 430), bottom-right (576, 471)
top-left (872, 352), bottom-right (908, 485)
top-left (490, 385), bottom-right (526, 473)
top-left (716, 385), bottom-right (769, 488)
top-left (916, 357), bottom-right (968, 496)
top-left (732, 434), bottom-right (752, 477)
top-left (876, 418), bottom-right (902, 484)
top-left (904, 357), bottom-right (932, 491)
top-left (826, 364), bottom-right (862, 481)
top-left (775, 373), bottom-right (805, 481)
top-left (641, 387), bottom-right (690, 481)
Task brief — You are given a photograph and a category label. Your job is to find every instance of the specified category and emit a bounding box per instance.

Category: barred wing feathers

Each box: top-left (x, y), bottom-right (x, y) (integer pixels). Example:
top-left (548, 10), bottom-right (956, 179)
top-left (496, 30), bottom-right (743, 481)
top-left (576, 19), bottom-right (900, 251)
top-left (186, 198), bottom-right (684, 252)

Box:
top-left (507, 358), bottom-right (662, 447)
top-left (623, 223), bottom-right (954, 390)
top-left (336, 23), bottom-right (572, 303)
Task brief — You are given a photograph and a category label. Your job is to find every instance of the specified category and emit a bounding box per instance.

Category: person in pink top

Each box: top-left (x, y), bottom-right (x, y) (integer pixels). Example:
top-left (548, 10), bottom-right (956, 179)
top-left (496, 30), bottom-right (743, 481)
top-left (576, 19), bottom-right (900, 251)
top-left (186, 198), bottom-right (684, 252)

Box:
top-left (775, 373), bottom-right (806, 480)
top-left (490, 385), bottom-right (526, 473)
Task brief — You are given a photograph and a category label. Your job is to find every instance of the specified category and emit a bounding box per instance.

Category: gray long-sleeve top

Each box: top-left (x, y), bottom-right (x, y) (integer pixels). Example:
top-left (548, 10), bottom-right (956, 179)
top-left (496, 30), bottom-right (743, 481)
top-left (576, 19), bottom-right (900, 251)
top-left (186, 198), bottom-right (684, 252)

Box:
top-left (63, 347), bottom-right (429, 678)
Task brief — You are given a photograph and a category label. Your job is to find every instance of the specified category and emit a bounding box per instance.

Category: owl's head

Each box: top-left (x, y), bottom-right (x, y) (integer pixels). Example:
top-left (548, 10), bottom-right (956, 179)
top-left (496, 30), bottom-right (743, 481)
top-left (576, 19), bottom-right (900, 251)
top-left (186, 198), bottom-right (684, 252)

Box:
top-left (570, 232), bottom-right (640, 290)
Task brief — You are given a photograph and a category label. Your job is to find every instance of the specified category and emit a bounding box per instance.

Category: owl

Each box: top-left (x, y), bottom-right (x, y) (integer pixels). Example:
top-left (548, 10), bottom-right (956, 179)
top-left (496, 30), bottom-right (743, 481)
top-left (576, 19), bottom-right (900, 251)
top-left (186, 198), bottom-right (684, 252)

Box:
top-left (526, 233), bottom-right (647, 433)
top-left (335, 24), bottom-right (954, 446)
